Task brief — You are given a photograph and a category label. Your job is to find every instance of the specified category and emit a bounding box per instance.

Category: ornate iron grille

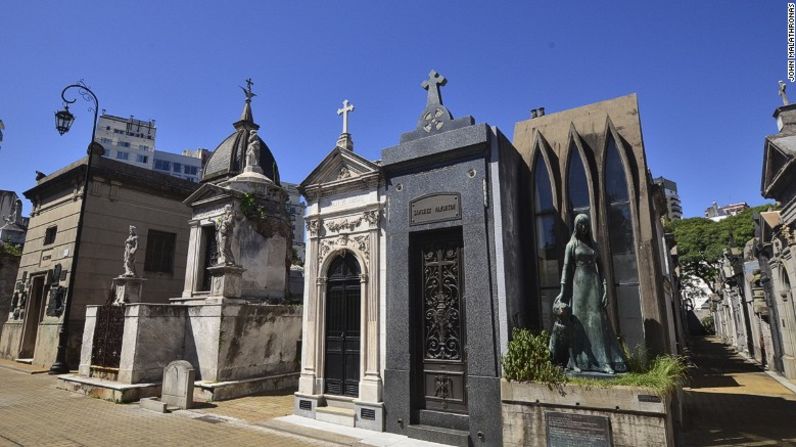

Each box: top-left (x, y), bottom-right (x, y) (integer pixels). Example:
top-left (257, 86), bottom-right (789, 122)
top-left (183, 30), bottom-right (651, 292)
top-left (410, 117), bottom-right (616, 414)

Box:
top-left (422, 243), bottom-right (462, 361)
top-left (90, 305), bottom-right (125, 368)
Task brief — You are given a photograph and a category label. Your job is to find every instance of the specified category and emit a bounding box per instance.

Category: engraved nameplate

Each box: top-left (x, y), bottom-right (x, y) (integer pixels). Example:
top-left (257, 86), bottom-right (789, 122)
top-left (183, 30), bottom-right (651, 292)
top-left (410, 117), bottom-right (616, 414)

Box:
top-left (410, 193), bottom-right (461, 226)
top-left (545, 411), bottom-right (612, 447)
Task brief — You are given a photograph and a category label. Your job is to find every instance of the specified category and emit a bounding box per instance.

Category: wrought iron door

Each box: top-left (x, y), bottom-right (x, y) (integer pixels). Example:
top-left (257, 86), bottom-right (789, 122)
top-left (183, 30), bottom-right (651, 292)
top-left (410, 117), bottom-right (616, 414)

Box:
top-left (91, 305), bottom-right (125, 368)
top-left (414, 230), bottom-right (467, 413)
top-left (324, 254), bottom-right (361, 397)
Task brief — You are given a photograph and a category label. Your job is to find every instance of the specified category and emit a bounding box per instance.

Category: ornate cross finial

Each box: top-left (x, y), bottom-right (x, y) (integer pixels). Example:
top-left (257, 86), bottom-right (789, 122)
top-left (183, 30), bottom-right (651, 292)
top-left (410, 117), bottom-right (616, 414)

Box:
top-left (779, 80), bottom-right (789, 106)
top-left (421, 70), bottom-right (447, 106)
top-left (337, 99), bottom-right (355, 134)
top-left (241, 78), bottom-right (256, 103)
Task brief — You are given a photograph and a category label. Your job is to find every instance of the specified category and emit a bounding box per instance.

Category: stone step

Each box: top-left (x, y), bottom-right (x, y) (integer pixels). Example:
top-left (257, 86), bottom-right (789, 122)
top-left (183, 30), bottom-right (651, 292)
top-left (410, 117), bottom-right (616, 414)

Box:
top-left (324, 395), bottom-right (355, 409)
top-left (315, 406), bottom-right (355, 427)
top-left (406, 424), bottom-right (470, 447)
top-left (14, 358), bottom-right (33, 364)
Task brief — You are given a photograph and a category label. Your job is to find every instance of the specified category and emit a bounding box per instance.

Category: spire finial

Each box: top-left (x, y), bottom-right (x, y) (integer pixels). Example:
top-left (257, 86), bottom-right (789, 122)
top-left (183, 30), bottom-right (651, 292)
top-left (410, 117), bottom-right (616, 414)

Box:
top-left (241, 78), bottom-right (256, 103)
top-left (337, 99), bottom-right (355, 134)
top-left (779, 80), bottom-right (790, 106)
top-left (421, 70), bottom-right (447, 106)
top-left (335, 99), bottom-right (355, 151)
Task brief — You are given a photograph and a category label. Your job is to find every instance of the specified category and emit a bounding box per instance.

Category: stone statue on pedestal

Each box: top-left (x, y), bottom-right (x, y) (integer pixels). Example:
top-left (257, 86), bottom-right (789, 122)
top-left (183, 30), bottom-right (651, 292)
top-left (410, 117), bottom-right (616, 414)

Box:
top-left (244, 130), bottom-right (264, 174)
top-left (216, 205), bottom-right (237, 266)
top-left (550, 214), bottom-right (627, 374)
top-left (122, 226), bottom-right (138, 277)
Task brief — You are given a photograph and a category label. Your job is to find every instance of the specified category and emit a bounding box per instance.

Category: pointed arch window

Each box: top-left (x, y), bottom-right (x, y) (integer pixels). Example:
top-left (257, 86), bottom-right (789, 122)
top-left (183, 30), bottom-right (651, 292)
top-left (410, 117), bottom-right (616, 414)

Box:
top-left (605, 134), bottom-right (642, 346)
top-left (567, 144), bottom-right (591, 228)
top-left (532, 150), bottom-right (559, 328)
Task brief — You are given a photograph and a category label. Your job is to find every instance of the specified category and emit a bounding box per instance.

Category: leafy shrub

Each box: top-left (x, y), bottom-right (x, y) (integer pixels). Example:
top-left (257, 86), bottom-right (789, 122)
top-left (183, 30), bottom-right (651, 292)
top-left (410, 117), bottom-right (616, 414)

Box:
top-left (501, 328), bottom-right (567, 388)
top-left (701, 315), bottom-right (715, 335)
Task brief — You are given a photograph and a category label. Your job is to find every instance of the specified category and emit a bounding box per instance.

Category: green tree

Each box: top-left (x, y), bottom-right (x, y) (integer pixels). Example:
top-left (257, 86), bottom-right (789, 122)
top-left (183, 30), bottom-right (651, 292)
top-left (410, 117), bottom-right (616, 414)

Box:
top-left (671, 204), bottom-right (773, 293)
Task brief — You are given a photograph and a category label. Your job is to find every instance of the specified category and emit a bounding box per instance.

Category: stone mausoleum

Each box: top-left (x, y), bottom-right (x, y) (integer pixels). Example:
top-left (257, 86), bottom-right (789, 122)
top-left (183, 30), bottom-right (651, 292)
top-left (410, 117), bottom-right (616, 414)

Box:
top-left (293, 72), bottom-right (679, 447)
top-left (294, 100), bottom-right (387, 430)
top-left (58, 83), bottom-right (302, 402)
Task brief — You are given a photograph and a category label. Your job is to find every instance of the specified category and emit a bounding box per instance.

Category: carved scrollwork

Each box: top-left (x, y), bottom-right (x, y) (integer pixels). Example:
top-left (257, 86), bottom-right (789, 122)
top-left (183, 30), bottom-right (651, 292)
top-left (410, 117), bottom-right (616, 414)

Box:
top-left (363, 209), bottom-right (380, 227)
top-left (325, 216), bottom-right (362, 233)
top-left (319, 233), bottom-right (370, 274)
top-left (306, 218), bottom-right (320, 236)
top-left (338, 166), bottom-right (352, 180)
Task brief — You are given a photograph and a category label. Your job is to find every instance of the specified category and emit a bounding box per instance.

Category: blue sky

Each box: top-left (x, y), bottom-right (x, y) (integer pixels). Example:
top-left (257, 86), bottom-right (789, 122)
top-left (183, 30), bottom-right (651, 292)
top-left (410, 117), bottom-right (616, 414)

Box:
top-left (0, 1), bottom-right (783, 217)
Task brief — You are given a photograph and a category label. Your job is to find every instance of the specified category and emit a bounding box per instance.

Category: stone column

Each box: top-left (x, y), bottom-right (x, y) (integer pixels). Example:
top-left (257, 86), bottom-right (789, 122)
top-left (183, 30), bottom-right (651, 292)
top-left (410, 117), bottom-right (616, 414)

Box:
top-left (358, 225), bottom-right (382, 403)
top-left (182, 222), bottom-right (201, 298)
top-left (313, 275), bottom-right (327, 394)
top-left (298, 224), bottom-right (320, 395)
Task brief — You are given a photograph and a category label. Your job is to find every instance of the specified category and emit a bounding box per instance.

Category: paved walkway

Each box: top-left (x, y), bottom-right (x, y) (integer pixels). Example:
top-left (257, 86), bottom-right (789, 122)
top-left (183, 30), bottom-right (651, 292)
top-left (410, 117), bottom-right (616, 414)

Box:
top-left (0, 367), bottom-right (332, 446)
top-left (682, 336), bottom-right (796, 446)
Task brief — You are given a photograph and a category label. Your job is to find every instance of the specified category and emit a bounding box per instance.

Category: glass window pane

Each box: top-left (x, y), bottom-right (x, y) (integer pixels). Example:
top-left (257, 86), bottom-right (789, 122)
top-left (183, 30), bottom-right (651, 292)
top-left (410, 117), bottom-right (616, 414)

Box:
top-left (567, 145), bottom-right (590, 225)
top-left (605, 135), bottom-right (629, 203)
top-left (535, 214), bottom-right (559, 285)
top-left (533, 151), bottom-right (554, 213)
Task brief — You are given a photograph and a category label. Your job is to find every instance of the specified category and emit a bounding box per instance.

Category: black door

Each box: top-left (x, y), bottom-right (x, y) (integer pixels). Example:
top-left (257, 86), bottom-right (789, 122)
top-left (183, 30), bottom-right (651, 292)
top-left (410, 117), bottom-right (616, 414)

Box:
top-left (413, 229), bottom-right (467, 413)
top-left (324, 254), bottom-right (361, 397)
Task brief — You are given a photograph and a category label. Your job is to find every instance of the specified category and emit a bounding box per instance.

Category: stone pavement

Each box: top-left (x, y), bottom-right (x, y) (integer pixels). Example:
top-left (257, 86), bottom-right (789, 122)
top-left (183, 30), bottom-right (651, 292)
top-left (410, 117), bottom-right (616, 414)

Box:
top-left (682, 336), bottom-right (796, 446)
top-left (0, 366), bottom-right (332, 446)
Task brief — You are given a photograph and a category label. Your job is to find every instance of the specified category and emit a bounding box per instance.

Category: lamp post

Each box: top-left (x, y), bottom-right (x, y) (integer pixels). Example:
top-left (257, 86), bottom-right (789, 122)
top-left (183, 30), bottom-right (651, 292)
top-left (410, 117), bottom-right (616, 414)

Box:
top-left (48, 83), bottom-right (99, 374)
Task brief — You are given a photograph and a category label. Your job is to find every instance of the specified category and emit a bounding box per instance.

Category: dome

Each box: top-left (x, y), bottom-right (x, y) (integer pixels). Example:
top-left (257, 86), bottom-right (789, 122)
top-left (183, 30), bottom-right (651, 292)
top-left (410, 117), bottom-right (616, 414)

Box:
top-left (201, 87), bottom-right (280, 184)
top-left (202, 128), bottom-right (280, 184)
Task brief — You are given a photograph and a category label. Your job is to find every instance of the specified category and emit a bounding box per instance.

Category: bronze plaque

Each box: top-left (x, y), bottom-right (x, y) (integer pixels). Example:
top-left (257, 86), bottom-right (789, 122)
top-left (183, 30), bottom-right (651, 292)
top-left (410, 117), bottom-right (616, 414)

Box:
top-left (410, 193), bottom-right (461, 226)
top-left (545, 412), bottom-right (612, 447)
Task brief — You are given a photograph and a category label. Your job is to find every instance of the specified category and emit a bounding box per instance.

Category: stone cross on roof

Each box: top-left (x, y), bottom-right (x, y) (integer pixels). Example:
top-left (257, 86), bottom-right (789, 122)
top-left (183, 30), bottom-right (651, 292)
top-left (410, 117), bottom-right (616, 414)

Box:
top-left (337, 99), bottom-right (355, 134)
top-left (421, 70), bottom-right (447, 106)
top-left (779, 80), bottom-right (789, 106)
top-left (241, 78), bottom-right (256, 103)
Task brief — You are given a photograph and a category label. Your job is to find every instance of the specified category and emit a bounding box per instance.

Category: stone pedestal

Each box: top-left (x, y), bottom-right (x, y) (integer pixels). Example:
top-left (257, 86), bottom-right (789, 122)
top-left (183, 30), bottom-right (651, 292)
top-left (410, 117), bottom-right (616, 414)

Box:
top-left (112, 276), bottom-right (145, 305)
top-left (207, 264), bottom-right (246, 302)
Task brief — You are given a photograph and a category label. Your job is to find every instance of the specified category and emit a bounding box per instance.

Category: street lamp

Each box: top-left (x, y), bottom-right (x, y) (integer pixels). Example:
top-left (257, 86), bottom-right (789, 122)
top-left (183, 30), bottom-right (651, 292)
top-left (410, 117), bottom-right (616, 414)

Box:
top-left (48, 82), bottom-right (99, 375)
top-left (54, 105), bottom-right (74, 135)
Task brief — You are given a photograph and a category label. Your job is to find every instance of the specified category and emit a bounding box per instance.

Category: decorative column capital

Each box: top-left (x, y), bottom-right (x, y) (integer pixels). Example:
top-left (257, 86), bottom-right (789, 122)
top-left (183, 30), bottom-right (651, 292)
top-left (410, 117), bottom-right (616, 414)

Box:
top-left (316, 276), bottom-right (327, 286)
top-left (360, 273), bottom-right (369, 284)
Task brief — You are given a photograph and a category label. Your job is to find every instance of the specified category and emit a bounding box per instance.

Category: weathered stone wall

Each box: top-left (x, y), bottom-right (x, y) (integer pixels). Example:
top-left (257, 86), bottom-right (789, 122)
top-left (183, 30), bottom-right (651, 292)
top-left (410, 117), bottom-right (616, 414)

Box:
top-left (79, 303), bottom-right (302, 388)
top-left (0, 251), bottom-right (20, 336)
top-left (501, 380), bottom-right (674, 447)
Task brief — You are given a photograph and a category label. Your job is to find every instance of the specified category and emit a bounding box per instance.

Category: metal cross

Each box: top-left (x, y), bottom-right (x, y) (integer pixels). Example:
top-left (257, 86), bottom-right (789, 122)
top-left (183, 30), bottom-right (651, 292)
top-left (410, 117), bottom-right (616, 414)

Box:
top-left (337, 99), bottom-right (355, 134)
top-left (779, 80), bottom-right (790, 106)
top-left (421, 70), bottom-right (447, 106)
top-left (241, 78), bottom-right (256, 102)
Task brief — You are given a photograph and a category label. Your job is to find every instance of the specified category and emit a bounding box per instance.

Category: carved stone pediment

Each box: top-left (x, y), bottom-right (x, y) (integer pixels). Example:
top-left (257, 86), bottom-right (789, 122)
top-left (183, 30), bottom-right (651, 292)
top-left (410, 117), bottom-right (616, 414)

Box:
top-left (300, 147), bottom-right (380, 191)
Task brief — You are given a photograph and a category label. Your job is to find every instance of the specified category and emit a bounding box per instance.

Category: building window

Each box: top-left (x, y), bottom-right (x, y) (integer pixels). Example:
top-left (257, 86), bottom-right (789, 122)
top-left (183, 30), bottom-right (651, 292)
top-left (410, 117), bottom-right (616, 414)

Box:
top-left (144, 230), bottom-right (176, 274)
top-left (154, 159), bottom-right (171, 171)
top-left (604, 134), bottom-right (641, 343)
top-left (173, 162), bottom-right (182, 173)
top-left (139, 145), bottom-right (149, 151)
top-left (116, 151), bottom-right (129, 160)
top-left (184, 165), bottom-right (198, 176)
top-left (566, 143), bottom-right (591, 229)
top-left (531, 149), bottom-right (560, 329)
top-left (137, 154), bottom-right (148, 164)
top-left (43, 226), bottom-right (57, 245)
top-left (117, 141), bottom-right (131, 148)
top-left (100, 137), bottom-right (112, 144)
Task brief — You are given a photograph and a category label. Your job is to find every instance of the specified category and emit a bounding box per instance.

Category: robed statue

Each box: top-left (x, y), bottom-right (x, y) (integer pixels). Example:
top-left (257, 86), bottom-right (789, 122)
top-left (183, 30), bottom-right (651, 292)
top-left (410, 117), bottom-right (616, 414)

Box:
top-left (245, 129), bottom-right (263, 173)
top-left (550, 214), bottom-right (627, 374)
top-left (216, 205), bottom-right (237, 266)
top-left (122, 225), bottom-right (138, 277)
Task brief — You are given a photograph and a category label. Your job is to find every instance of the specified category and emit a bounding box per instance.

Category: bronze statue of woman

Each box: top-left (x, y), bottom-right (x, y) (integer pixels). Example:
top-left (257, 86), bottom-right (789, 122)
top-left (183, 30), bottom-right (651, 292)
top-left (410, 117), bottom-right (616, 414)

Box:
top-left (555, 213), bottom-right (627, 374)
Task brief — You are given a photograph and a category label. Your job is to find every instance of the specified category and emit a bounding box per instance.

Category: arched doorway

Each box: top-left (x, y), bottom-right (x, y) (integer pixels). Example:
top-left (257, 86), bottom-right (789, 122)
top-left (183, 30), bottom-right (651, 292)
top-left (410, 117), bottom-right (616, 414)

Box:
top-left (324, 253), bottom-right (361, 397)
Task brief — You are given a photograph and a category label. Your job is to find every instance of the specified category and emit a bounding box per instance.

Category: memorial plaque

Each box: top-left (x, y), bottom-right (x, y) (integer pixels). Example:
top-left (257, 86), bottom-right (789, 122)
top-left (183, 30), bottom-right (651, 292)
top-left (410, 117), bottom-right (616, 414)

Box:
top-left (545, 411), bottom-right (612, 447)
top-left (410, 193), bottom-right (461, 226)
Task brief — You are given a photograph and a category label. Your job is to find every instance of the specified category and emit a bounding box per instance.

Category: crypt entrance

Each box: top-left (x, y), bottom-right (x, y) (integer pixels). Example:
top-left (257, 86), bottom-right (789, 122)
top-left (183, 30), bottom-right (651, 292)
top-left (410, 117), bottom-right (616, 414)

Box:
top-left (323, 253), bottom-right (361, 397)
top-left (411, 228), bottom-right (467, 414)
